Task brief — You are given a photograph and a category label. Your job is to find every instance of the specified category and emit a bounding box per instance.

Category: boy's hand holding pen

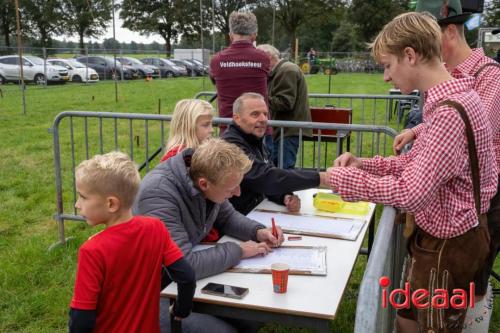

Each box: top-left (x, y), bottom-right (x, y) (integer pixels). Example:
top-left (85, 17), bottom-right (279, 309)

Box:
top-left (256, 217), bottom-right (284, 248)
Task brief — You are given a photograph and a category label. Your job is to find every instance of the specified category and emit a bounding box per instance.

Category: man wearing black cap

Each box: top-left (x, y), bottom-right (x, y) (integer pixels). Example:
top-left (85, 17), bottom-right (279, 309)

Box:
top-left (393, 0), bottom-right (500, 304)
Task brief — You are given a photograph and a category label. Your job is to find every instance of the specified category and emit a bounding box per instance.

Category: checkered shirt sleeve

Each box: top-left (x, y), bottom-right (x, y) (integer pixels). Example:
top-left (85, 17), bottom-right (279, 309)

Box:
top-left (330, 78), bottom-right (497, 239)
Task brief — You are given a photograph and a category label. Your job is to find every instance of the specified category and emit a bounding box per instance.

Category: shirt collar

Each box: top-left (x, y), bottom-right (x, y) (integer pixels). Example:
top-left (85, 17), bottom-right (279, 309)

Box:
top-left (270, 59), bottom-right (287, 78)
top-left (451, 48), bottom-right (485, 77)
top-left (230, 122), bottom-right (263, 145)
top-left (424, 76), bottom-right (475, 108)
top-left (230, 40), bottom-right (254, 47)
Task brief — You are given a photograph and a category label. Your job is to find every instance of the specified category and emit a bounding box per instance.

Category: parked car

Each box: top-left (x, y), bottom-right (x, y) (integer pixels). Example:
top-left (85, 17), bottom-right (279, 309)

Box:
top-left (0, 55), bottom-right (69, 84)
top-left (75, 56), bottom-right (138, 80)
top-left (140, 57), bottom-right (186, 77)
top-left (47, 58), bottom-right (99, 83)
top-left (116, 57), bottom-right (157, 78)
top-left (170, 59), bottom-right (201, 76)
top-left (189, 59), bottom-right (209, 75)
top-left (183, 59), bottom-right (208, 75)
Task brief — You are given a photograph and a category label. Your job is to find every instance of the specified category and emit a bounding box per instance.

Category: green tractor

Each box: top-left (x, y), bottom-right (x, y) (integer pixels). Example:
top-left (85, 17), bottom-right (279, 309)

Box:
top-left (299, 57), bottom-right (337, 75)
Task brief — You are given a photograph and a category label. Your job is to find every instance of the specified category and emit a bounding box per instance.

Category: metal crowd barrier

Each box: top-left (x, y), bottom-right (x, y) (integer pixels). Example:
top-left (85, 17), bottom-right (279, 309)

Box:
top-left (51, 110), bottom-right (398, 248)
top-left (354, 207), bottom-right (407, 333)
top-left (194, 91), bottom-right (421, 131)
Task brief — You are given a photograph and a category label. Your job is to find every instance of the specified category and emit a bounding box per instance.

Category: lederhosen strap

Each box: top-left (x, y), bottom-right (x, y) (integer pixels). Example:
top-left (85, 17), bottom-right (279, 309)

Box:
top-left (474, 62), bottom-right (500, 78)
top-left (438, 100), bottom-right (481, 217)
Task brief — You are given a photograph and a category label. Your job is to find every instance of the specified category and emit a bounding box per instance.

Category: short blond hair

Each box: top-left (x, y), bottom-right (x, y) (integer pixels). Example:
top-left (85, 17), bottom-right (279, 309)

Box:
top-left (369, 12), bottom-right (442, 64)
top-left (167, 99), bottom-right (214, 151)
top-left (75, 152), bottom-right (140, 209)
top-left (189, 138), bottom-right (252, 185)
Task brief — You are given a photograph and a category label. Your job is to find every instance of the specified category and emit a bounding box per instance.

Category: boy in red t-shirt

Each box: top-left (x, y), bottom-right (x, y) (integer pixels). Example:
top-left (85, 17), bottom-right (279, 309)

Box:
top-left (69, 152), bottom-right (195, 333)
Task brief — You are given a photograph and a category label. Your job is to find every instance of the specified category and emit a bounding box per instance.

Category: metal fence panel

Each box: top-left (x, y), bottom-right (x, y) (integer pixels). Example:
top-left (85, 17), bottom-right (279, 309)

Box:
top-left (195, 91), bottom-right (421, 133)
top-left (354, 207), bottom-right (407, 333)
top-left (51, 110), bottom-right (398, 244)
top-left (51, 108), bottom-right (409, 331)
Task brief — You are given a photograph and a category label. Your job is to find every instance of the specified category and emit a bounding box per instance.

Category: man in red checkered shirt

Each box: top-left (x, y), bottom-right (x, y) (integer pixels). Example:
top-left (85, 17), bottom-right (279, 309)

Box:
top-left (327, 12), bottom-right (497, 333)
top-left (392, 1), bottom-right (500, 302)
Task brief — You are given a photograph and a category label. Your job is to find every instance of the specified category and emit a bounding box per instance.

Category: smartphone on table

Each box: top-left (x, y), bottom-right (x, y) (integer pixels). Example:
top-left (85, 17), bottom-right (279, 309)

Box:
top-left (201, 282), bottom-right (249, 299)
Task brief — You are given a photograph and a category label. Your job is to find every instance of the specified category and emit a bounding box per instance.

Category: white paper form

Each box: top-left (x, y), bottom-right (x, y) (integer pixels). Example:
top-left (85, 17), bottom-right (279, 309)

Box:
top-left (232, 246), bottom-right (327, 275)
top-left (247, 210), bottom-right (365, 241)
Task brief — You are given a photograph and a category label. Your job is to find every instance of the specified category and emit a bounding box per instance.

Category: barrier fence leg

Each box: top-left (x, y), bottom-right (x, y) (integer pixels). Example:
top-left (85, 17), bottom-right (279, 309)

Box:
top-left (368, 213), bottom-right (375, 257)
top-left (48, 215), bottom-right (74, 251)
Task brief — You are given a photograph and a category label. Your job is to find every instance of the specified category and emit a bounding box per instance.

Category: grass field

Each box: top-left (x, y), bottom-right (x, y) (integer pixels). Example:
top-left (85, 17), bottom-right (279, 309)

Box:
top-left (0, 73), bottom-right (498, 332)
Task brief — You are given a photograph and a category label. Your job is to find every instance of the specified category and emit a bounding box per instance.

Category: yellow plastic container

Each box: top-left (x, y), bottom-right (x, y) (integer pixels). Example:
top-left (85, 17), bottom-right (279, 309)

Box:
top-left (313, 192), bottom-right (369, 216)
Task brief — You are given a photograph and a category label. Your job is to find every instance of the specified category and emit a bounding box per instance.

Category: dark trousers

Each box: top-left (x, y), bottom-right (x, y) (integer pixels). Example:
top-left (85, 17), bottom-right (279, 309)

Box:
top-left (475, 176), bottom-right (500, 295)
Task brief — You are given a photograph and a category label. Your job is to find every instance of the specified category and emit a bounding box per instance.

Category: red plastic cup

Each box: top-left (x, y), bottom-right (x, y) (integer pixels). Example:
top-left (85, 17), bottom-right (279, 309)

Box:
top-left (271, 263), bottom-right (289, 293)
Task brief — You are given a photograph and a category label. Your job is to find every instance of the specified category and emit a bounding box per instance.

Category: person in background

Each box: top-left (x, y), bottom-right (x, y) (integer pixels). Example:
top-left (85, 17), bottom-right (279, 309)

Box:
top-left (223, 93), bottom-right (330, 215)
top-left (307, 48), bottom-right (317, 64)
top-left (161, 99), bottom-right (220, 243)
top-left (69, 152), bottom-right (195, 333)
top-left (161, 99), bottom-right (214, 162)
top-left (209, 11), bottom-right (270, 136)
top-left (257, 44), bottom-right (312, 169)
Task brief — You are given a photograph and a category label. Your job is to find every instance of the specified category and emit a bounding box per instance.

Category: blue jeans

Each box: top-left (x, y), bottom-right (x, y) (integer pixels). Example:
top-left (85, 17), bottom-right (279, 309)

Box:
top-left (271, 136), bottom-right (299, 169)
top-left (160, 298), bottom-right (262, 333)
top-left (160, 298), bottom-right (237, 333)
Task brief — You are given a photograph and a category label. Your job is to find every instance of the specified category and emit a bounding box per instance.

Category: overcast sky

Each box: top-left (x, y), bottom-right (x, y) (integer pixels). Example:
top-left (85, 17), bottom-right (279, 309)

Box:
top-left (98, 16), bottom-right (166, 44)
top-left (64, 15), bottom-right (166, 44)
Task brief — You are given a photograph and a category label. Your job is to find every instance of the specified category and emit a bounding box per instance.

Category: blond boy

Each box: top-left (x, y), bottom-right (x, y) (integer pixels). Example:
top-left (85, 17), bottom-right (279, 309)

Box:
top-left (69, 152), bottom-right (195, 333)
top-left (327, 12), bottom-right (497, 332)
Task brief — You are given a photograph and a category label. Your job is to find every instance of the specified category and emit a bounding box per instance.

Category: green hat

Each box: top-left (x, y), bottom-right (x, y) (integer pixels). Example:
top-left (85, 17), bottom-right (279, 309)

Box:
top-left (415, 0), bottom-right (471, 25)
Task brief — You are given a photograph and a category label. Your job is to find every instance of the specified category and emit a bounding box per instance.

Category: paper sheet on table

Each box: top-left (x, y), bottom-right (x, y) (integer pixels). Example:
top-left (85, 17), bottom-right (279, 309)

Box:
top-left (248, 210), bottom-right (365, 241)
top-left (231, 246), bottom-right (327, 275)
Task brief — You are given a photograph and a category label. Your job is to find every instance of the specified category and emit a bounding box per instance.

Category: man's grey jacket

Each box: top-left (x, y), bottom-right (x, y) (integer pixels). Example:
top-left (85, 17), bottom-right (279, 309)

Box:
top-left (133, 148), bottom-right (265, 279)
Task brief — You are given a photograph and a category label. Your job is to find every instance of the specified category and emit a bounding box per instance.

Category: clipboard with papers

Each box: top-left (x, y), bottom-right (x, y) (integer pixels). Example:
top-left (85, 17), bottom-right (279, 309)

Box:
top-left (229, 246), bottom-right (327, 276)
top-left (247, 210), bottom-right (365, 241)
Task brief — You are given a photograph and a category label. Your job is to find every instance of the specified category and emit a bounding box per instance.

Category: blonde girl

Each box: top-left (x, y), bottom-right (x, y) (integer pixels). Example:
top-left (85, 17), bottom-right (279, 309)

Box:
top-left (161, 99), bottom-right (214, 162)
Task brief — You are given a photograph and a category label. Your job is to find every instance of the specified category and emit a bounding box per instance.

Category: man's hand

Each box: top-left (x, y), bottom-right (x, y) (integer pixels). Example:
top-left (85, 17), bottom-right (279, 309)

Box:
top-left (393, 129), bottom-right (415, 155)
top-left (240, 240), bottom-right (272, 258)
top-left (284, 194), bottom-right (300, 212)
top-left (334, 152), bottom-right (362, 168)
top-left (318, 171), bottom-right (330, 188)
top-left (257, 227), bottom-right (284, 248)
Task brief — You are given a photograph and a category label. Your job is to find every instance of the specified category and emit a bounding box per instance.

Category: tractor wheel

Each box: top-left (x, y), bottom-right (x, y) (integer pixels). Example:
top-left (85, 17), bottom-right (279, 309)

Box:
top-left (300, 62), bottom-right (311, 74)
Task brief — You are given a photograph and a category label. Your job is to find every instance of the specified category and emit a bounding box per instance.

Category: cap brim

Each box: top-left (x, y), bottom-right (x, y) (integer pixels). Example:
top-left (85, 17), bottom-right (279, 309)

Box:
top-left (438, 13), bottom-right (472, 25)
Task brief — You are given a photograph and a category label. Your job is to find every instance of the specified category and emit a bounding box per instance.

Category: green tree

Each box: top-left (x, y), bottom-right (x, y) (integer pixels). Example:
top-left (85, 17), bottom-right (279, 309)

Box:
top-left (102, 37), bottom-right (120, 51)
top-left (64, 0), bottom-right (112, 52)
top-left (268, 0), bottom-right (342, 56)
top-left (120, 0), bottom-right (197, 56)
top-left (0, 0), bottom-right (16, 47)
top-left (298, 2), bottom-right (347, 53)
top-left (349, 0), bottom-right (407, 43)
top-left (202, 0), bottom-right (254, 47)
top-left (331, 19), bottom-right (363, 52)
top-left (21, 0), bottom-right (64, 49)
top-left (483, 0), bottom-right (500, 27)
